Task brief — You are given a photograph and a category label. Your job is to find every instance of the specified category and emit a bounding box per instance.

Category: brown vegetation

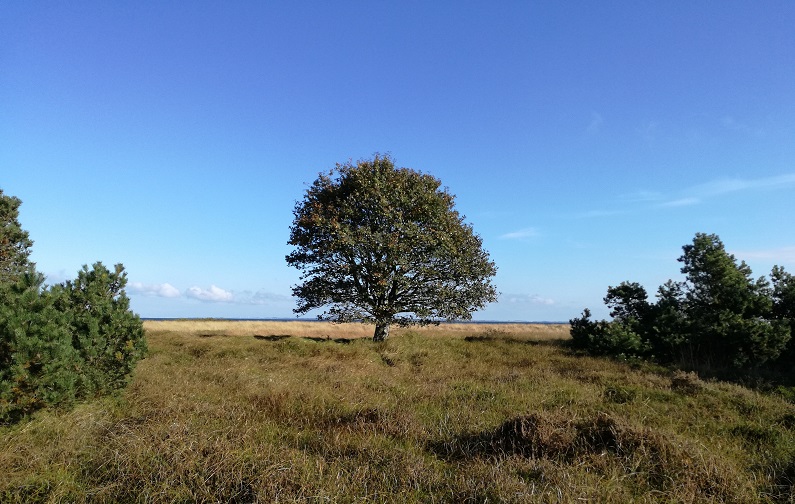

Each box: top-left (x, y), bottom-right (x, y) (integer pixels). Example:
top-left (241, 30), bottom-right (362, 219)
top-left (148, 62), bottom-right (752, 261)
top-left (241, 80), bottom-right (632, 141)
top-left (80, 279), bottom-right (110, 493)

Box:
top-left (1, 321), bottom-right (794, 502)
top-left (142, 319), bottom-right (570, 339)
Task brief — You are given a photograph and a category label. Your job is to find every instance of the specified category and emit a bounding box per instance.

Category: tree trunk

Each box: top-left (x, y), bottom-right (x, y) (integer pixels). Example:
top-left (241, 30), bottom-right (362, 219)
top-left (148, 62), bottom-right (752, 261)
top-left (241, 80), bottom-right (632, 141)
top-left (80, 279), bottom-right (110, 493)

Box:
top-left (373, 322), bottom-right (390, 342)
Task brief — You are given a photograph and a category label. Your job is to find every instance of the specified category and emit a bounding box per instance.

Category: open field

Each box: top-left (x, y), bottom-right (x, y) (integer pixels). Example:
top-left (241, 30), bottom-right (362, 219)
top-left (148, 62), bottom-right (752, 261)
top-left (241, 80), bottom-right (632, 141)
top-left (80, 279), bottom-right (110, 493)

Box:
top-left (141, 319), bottom-right (572, 339)
top-left (2, 321), bottom-right (795, 502)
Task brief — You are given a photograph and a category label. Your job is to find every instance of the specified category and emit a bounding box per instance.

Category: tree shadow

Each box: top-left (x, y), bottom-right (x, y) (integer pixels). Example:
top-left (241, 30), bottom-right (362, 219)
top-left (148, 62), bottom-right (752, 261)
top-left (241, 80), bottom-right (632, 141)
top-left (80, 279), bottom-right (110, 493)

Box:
top-left (463, 334), bottom-right (568, 348)
top-left (302, 336), bottom-right (353, 344)
top-left (198, 332), bottom-right (225, 338)
top-left (253, 334), bottom-right (291, 341)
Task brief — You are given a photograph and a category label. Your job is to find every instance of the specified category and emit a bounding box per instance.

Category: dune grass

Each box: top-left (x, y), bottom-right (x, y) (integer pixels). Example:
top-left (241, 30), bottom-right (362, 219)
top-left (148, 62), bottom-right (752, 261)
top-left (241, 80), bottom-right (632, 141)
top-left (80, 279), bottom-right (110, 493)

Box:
top-left (2, 321), bottom-right (794, 502)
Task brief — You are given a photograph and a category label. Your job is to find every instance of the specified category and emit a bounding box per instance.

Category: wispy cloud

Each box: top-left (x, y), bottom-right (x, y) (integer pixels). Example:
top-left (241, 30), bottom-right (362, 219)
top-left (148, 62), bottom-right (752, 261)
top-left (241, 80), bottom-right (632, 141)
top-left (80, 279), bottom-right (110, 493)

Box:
top-left (732, 246), bottom-right (795, 265)
top-left (638, 120), bottom-right (659, 144)
top-left (586, 111), bottom-right (603, 135)
top-left (657, 197), bottom-right (700, 208)
top-left (689, 174), bottom-right (795, 198)
top-left (579, 173), bottom-right (795, 219)
top-left (621, 190), bottom-right (663, 203)
top-left (572, 209), bottom-right (624, 219)
top-left (501, 293), bottom-right (555, 305)
top-left (499, 227), bottom-right (539, 240)
top-left (721, 116), bottom-right (764, 137)
top-left (234, 290), bottom-right (291, 305)
top-left (186, 285), bottom-right (234, 302)
top-left (128, 282), bottom-right (181, 298)
top-left (650, 173), bottom-right (795, 209)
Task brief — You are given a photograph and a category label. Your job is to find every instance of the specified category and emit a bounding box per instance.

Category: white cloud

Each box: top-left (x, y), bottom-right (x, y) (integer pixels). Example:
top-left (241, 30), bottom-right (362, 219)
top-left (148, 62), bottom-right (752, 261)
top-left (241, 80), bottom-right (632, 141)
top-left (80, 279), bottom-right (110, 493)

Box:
top-left (621, 190), bottom-right (663, 203)
top-left (186, 285), bottom-right (234, 302)
top-left (733, 246), bottom-right (795, 265)
top-left (129, 282), bottom-right (181, 298)
top-left (44, 270), bottom-right (71, 284)
top-left (499, 227), bottom-right (539, 240)
top-left (635, 173), bottom-right (795, 211)
top-left (501, 293), bottom-right (555, 305)
top-left (658, 197), bottom-right (700, 208)
top-left (690, 173), bottom-right (795, 198)
top-left (573, 172), bottom-right (794, 226)
top-left (131, 283), bottom-right (290, 305)
top-left (234, 290), bottom-right (291, 305)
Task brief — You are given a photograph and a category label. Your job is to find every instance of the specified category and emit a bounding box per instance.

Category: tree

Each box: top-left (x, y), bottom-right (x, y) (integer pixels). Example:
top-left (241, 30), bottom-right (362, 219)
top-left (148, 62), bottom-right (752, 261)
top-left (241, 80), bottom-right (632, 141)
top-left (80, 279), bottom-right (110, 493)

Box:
top-left (570, 233), bottom-right (791, 372)
top-left (770, 265), bottom-right (795, 362)
top-left (56, 262), bottom-right (147, 396)
top-left (650, 280), bottom-right (690, 363)
top-left (771, 265), bottom-right (795, 325)
top-left (604, 281), bottom-right (651, 330)
top-left (678, 233), bottom-right (789, 368)
top-left (0, 189), bottom-right (34, 285)
top-left (286, 154), bottom-right (498, 341)
top-left (0, 189), bottom-right (147, 423)
top-left (0, 270), bottom-right (77, 423)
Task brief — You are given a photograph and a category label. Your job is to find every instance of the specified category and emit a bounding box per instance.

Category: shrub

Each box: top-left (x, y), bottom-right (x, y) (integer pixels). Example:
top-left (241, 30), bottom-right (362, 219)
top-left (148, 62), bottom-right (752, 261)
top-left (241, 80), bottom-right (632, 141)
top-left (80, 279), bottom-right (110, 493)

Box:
top-left (1, 189), bottom-right (146, 423)
top-left (58, 262), bottom-right (147, 397)
top-left (0, 271), bottom-right (78, 423)
top-left (569, 309), bottom-right (648, 358)
top-left (569, 308), bottom-right (598, 350)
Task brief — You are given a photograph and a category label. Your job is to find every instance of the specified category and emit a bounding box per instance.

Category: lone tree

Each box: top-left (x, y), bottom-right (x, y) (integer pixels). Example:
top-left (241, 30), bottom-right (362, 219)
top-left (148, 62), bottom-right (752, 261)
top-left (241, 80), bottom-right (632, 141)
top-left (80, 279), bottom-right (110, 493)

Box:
top-left (287, 154), bottom-right (498, 341)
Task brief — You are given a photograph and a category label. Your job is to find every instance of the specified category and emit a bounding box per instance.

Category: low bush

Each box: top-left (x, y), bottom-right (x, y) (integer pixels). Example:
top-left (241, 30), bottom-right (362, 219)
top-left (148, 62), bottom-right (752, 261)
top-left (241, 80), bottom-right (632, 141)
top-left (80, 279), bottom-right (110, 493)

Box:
top-left (58, 263), bottom-right (147, 397)
top-left (1, 189), bottom-right (145, 423)
top-left (0, 271), bottom-right (78, 423)
top-left (570, 309), bottom-right (648, 358)
top-left (0, 264), bottom-right (146, 423)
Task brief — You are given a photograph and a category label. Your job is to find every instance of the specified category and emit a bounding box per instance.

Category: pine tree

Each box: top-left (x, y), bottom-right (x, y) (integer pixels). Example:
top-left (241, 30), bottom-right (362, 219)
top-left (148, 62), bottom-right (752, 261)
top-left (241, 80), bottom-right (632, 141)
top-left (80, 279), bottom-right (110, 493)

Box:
top-left (0, 189), bottom-right (34, 285)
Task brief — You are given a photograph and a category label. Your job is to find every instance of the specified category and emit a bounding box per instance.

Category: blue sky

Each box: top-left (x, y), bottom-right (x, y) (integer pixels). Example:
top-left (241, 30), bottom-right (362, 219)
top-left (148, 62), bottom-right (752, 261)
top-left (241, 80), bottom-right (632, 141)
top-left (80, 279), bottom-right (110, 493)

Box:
top-left (2, 1), bottom-right (794, 322)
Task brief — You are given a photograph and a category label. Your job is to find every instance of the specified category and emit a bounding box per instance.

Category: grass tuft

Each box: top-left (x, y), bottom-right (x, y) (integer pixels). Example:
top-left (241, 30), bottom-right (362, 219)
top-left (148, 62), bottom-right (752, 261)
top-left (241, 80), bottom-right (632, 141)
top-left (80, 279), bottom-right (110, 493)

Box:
top-left (670, 369), bottom-right (703, 395)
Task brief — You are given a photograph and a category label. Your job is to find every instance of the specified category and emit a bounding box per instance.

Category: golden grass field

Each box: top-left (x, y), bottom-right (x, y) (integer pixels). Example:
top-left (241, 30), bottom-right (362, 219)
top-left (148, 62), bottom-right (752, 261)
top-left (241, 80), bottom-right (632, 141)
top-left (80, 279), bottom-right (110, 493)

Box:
top-left (2, 320), bottom-right (794, 503)
top-left (142, 319), bottom-right (572, 339)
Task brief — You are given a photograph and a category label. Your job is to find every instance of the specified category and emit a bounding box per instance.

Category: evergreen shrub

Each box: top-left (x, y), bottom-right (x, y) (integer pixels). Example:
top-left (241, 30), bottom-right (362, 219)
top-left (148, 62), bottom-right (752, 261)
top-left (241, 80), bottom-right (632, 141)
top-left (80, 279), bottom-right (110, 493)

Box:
top-left (0, 190), bottom-right (146, 423)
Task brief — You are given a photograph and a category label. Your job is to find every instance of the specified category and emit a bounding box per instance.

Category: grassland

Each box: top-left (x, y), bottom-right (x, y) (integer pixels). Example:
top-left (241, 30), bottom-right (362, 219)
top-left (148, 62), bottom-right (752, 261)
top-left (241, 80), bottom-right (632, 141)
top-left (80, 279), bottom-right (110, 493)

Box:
top-left (2, 320), bottom-right (794, 503)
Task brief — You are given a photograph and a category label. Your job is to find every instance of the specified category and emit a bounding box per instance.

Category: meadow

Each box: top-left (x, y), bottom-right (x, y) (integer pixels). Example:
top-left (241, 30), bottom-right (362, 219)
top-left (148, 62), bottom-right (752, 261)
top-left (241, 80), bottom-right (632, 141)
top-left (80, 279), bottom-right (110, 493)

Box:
top-left (1, 320), bottom-right (794, 503)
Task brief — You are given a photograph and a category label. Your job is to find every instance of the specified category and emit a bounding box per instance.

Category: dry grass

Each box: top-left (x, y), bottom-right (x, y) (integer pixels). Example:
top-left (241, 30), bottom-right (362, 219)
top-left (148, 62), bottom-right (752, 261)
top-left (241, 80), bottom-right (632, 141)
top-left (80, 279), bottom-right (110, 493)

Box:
top-left (2, 321), bottom-right (794, 503)
top-left (142, 319), bottom-right (570, 340)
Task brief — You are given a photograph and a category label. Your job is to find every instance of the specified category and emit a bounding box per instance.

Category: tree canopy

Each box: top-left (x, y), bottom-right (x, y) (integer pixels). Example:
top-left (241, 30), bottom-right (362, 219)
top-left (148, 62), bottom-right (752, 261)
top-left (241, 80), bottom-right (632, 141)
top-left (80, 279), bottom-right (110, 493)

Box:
top-left (571, 233), bottom-right (793, 374)
top-left (0, 189), bottom-right (34, 285)
top-left (286, 154), bottom-right (498, 341)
